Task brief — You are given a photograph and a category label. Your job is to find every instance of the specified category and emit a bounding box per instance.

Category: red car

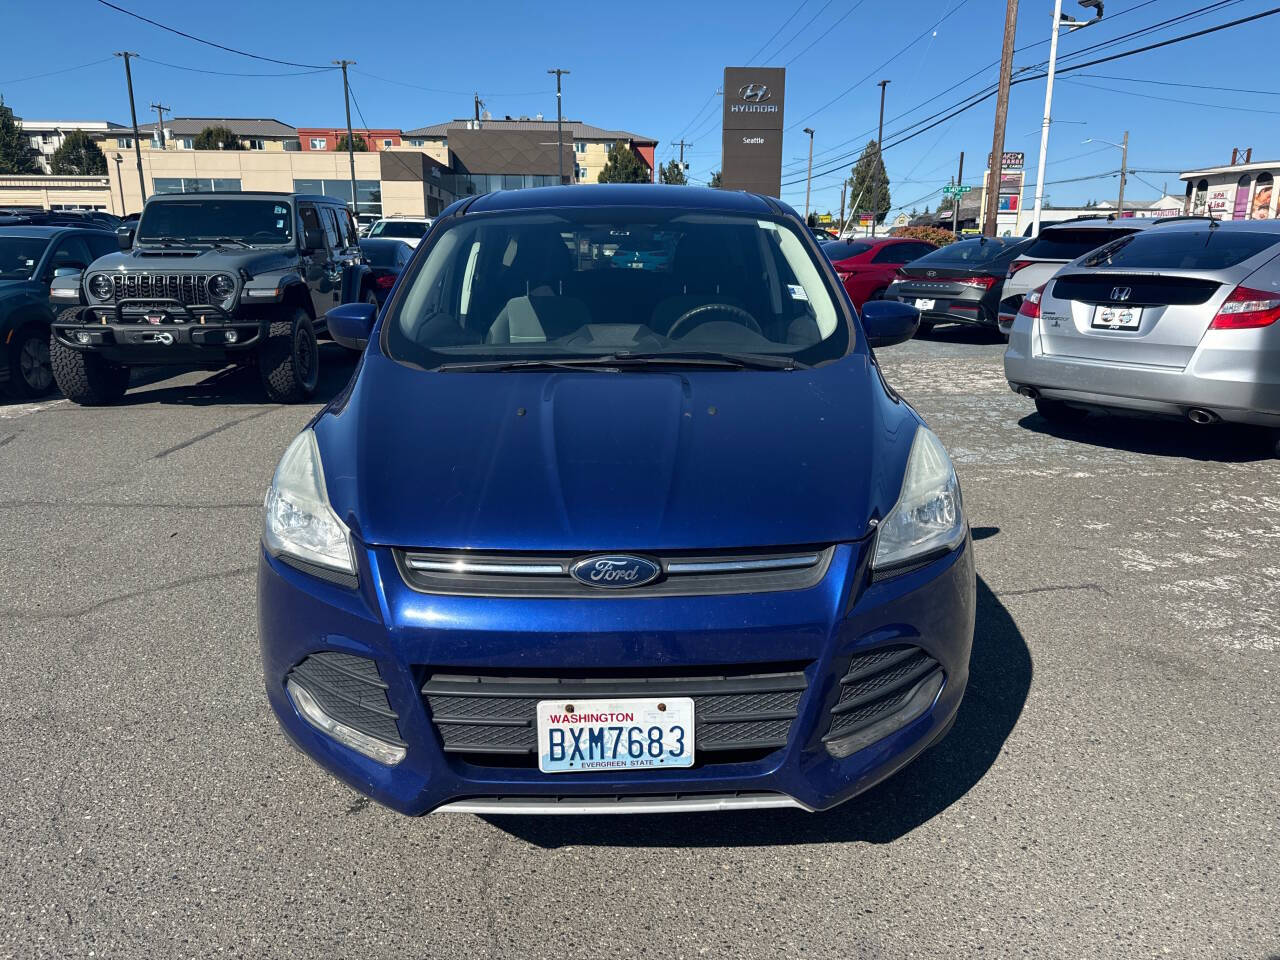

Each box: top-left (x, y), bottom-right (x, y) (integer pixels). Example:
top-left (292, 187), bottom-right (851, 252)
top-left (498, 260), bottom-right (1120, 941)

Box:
top-left (821, 236), bottom-right (939, 309)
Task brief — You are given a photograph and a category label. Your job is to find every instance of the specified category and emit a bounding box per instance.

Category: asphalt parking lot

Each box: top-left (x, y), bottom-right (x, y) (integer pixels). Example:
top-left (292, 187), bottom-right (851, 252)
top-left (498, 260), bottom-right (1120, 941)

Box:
top-left (1, 330), bottom-right (1276, 960)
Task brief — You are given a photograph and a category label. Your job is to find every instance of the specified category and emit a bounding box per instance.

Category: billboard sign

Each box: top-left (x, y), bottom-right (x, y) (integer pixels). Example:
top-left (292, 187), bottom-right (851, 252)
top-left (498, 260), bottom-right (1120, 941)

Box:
top-left (722, 67), bottom-right (786, 197)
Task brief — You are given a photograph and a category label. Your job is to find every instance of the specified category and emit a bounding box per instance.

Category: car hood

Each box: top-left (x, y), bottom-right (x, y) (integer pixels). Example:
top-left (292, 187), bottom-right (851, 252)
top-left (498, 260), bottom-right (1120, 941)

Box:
top-left (89, 247), bottom-right (297, 275)
top-left (0, 279), bottom-right (40, 303)
top-left (314, 351), bottom-right (919, 552)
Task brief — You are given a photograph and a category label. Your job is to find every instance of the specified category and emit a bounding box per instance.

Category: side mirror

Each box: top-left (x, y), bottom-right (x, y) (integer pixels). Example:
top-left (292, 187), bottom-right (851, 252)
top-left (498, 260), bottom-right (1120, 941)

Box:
top-left (860, 300), bottom-right (920, 349)
top-left (326, 301), bottom-right (377, 351)
top-left (116, 225), bottom-right (135, 251)
top-left (302, 227), bottom-right (325, 253)
top-left (52, 266), bottom-right (84, 279)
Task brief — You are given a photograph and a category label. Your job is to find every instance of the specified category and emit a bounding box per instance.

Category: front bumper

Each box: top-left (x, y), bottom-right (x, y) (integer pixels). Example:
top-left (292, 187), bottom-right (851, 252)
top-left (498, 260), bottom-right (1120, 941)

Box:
top-left (258, 535), bottom-right (976, 816)
top-left (53, 303), bottom-right (262, 365)
top-left (1004, 315), bottom-right (1280, 426)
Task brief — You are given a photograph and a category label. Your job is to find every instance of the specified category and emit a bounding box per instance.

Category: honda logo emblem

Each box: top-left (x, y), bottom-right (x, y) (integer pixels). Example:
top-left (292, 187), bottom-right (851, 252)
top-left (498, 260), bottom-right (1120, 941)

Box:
top-left (738, 84), bottom-right (771, 103)
top-left (1111, 286), bottom-right (1132, 302)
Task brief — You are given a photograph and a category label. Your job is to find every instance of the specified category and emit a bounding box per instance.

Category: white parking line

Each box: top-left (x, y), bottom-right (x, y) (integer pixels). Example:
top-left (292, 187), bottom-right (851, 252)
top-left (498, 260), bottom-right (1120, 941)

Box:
top-left (0, 398), bottom-right (68, 420)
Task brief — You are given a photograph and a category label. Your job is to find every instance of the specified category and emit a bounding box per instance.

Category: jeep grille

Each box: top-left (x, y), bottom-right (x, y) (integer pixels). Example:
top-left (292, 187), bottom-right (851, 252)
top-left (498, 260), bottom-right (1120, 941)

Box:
top-left (110, 273), bottom-right (214, 306)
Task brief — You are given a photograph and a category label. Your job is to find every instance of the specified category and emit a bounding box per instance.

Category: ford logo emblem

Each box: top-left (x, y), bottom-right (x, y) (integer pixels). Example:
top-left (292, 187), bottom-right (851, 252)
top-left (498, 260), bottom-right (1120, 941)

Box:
top-left (569, 555), bottom-right (661, 589)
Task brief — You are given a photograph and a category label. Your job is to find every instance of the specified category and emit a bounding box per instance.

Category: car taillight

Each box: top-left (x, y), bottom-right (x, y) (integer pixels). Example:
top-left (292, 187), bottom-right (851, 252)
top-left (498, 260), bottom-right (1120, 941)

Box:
top-left (1017, 284), bottom-right (1047, 320)
top-left (1006, 259), bottom-right (1033, 280)
top-left (1210, 284), bottom-right (1280, 330)
top-left (375, 273), bottom-right (396, 290)
top-left (952, 276), bottom-right (997, 290)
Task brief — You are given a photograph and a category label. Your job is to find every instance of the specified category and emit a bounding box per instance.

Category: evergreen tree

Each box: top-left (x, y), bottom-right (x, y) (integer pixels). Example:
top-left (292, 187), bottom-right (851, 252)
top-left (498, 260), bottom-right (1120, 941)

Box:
top-left (659, 158), bottom-right (687, 185)
top-left (597, 143), bottom-right (651, 183)
top-left (336, 133), bottom-right (370, 152)
top-left (50, 130), bottom-right (108, 175)
top-left (709, 170), bottom-right (723, 188)
top-left (847, 140), bottom-right (891, 226)
top-left (0, 97), bottom-right (39, 174)
top-left (192, 126), bottom-right (242, 150)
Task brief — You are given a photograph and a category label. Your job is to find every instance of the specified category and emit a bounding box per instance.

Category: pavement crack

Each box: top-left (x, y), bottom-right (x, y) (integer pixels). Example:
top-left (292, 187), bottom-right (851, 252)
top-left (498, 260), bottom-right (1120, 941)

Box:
top-left (153, 407), bottom-right (275, 459)
top-left (999, 583), bottom-right (1109, 598)
top-left (0, 565), bottom-right (256, 622)
top-left (0, 432), bottom-right (16, 448)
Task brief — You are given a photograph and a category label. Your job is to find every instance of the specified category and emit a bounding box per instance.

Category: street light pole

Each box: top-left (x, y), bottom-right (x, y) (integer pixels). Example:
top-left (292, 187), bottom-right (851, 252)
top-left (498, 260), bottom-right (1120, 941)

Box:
top-left (547, 68), bottom-right (570, 184)
top-left (872, 80), bottom-right (889, 237)
top-left (114, 52), bottom-right (146, 203)
top-left (334, 60), bottom-right (359, 218)
top-left (803, 127), bottom-right (815, 218)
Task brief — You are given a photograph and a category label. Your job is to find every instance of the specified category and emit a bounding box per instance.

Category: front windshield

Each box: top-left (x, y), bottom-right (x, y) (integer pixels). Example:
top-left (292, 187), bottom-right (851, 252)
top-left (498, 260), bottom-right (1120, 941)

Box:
top-left (371, 220), bottom-right (429, 239)
top-left (915, 237), bottom-right (1027, 265)
top-left (136, 199), bottom-right (293, 245)
top-left (384, 208), bottom-right (850, 368)
top-left (0, 237), bottom-right (50, 280)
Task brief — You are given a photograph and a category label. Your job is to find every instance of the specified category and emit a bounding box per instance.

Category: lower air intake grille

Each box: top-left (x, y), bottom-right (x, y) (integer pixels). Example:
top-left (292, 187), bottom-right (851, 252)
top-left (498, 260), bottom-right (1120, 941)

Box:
top-left (422, 665), bottom-right (810, 767)
top-left (824, 645), bottom-right (942, 742)
top-left (287, 652), bottom-right (403, 745)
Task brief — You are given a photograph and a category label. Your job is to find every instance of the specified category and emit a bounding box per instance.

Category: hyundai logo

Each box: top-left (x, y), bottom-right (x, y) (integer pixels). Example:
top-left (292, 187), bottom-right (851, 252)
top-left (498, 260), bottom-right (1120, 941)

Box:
top-left (926, 270), bottom-right (937, 278)
top-left (738, 83), bottom-right (771, 103)
top-left (569, 555), bottom-right (661, 589)
top-left (1111, 286), bottom-right (1132, 302)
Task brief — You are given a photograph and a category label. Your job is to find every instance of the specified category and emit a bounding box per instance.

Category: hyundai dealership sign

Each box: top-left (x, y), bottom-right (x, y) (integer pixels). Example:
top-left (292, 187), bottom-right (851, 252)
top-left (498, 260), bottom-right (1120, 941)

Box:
top-left (722, 67), bottom-right (786, 197)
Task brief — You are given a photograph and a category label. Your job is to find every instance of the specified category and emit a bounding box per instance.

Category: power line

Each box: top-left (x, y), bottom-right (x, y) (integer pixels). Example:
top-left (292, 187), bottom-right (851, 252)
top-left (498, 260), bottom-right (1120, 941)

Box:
top-left (352, 68), bottom-right (552, 98)
top-left (1073, 71), bottom-right (1280, 97)
top-left (93, 0), bottom-right (333, 69)
top-left (138, 55), bottom-right (331, 78)
top-left (761, 0), bottom-right (839, 65)
top-left (745, 0), bottom-right (811, 65)
top-left (0, 57), bottom-right (114, 85)
top-left (784, 0), bottom-right (871, 66)
top-left (1060, 76), bottom-right (1280, 115)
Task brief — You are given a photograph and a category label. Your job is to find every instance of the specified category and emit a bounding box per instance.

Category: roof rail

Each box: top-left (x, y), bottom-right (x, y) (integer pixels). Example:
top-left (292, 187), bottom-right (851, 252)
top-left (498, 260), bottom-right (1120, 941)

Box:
top-left (1149, 215), bottom-right (1220, 227)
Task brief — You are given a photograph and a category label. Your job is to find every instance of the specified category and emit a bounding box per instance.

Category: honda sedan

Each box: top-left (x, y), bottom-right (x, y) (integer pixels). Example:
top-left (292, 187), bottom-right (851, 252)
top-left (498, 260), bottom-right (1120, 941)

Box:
top-left (259, 185), bottom-right (975, 815)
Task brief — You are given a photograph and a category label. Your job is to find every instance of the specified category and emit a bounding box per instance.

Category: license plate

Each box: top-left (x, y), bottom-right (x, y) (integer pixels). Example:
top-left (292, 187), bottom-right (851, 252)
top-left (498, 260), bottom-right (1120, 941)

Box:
top-left (915, 298), bottom-right (936, 311)
top-left (1093, 305), bottom-right (1141, 329)
top-left (536, 697), bottom-right (694, 773)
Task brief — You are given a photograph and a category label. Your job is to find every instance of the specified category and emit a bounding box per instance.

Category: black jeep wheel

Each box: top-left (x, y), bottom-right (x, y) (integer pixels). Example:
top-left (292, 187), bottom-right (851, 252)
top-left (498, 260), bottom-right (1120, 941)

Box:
top-left (5, 323), bottom-right (56, 399)
top-left (50, 334), bottom-right (130, 406)
top-left (259, 307), bottom-right (319, 403)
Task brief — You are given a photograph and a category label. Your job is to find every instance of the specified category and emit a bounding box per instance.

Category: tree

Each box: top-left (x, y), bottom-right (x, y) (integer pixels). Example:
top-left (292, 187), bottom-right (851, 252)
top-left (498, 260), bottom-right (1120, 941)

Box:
top-left (0, 97), bottom-right (39, 174)
top-left (847, 140), bottom-right (891, 226)
top-left (336, 133), bottom-right (370, 152)
top-left (597, 143), bottom-right (650, 183)
top-left (709, 170), bottom-right (723, 188)
top-left (659, 158), bottom-right (687, 185)
top-left (50, 130), bottom-right (107, 175)
top-left (192, 126), bottom-right (242, 150)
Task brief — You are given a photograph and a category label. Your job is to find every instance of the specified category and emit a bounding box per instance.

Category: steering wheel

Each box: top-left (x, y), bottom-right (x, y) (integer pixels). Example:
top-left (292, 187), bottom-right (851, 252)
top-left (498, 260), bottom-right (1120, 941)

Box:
top-left (249, 230), bottom-right (282, 242)
top-left (668, 302), bottom-right (762, 339)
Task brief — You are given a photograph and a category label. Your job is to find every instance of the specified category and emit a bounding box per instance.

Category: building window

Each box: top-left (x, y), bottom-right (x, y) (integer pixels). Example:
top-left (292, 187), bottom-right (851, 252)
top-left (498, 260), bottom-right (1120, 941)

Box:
top-left (310, 138), bottom-right (327, 150)
top-left (153, 177), bottom-right (243, 194)
top-left (118, 137), bottom-right (133, 148)
top-left (291, 178), bottom-right (382, 220)
top-left (383, 139), bottom-right (393, 148)
top-left (574, 142), bottom-right (586, 154)
top-left (575, 164), bottom-right (588, 181)
top-left (247, 138), bottom-right (265, 150)
top-left (179, 137), bottom-right (193, 150)
top-left (407, 138), bottom-right (425, 147)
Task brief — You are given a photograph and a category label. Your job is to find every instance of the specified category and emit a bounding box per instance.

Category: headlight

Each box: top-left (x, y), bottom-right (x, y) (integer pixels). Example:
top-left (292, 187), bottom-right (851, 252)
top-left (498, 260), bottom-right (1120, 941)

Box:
top-left (88, 274), bottom-right (113, 300)
top-left (872, 426), bottom-right (965, 571)
top-left (263, 430), bottom-right (356, 577)
top-left (207, 273), bottom-right (236, 302)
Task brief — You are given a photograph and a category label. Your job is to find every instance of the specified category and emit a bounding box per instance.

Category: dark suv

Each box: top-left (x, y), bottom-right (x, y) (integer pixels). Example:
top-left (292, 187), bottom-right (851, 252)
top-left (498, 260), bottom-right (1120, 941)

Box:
top-left (49, 192), bottom-right (378, 404)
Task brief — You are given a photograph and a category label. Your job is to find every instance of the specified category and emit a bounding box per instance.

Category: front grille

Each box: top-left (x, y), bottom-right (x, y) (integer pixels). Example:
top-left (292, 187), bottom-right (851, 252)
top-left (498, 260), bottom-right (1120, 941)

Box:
top-left (397, 546), bottom-right (834, 598)
top-left (287, 651), bottom-right (404, 745)
top-left (824, 645), bottom-right (942, 742)
top-left (108, 272), bottom-right (214, 305)
top-left (422, 664), bottom-right (811, 767)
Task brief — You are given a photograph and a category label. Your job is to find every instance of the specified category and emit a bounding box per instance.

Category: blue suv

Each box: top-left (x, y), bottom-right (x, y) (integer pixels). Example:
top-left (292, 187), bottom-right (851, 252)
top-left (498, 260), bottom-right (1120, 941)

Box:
top-left (258, 185), bottom-right (975, 815)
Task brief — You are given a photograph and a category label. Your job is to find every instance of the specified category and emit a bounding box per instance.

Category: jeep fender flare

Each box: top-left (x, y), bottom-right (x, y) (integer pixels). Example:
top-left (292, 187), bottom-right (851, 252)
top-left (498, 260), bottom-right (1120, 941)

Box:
top-left (277, 277), bottom-right (314, 319)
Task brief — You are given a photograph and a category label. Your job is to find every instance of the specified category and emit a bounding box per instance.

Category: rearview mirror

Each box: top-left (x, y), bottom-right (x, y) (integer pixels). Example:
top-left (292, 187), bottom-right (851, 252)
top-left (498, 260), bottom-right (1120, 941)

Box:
top-left (326, 302), bottom-right (377, 351)
top-left (116, 225), bottom-right (135, 251)
top-left (860, 300), bottom-right (919, 348)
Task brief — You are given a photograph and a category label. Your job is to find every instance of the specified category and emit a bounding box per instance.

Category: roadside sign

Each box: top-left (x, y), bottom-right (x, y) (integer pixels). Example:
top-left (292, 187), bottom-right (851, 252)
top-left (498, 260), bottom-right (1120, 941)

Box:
top-left (942, 185), bottom-right (972, 196)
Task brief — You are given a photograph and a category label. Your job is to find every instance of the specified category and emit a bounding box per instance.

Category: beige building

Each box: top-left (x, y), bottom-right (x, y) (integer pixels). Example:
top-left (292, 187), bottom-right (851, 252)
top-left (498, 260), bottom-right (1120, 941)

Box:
top-left (122, 117), bottom-right (300, 153)
top-left (0, 174), bottom-right (114, 212)
top-left (18, 120), bottom-right (128, 174)
top-left (1181, 159), bottom-right (1279, 221)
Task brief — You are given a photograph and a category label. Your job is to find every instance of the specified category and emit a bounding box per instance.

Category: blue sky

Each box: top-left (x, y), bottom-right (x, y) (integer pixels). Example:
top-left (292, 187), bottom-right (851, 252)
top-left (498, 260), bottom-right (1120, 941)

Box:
top-left (3, 0), bottom-right (1277, 216)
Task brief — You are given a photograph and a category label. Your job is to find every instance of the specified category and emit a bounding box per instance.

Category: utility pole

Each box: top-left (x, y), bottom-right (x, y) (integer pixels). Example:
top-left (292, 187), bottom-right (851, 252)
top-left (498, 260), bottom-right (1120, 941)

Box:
top-left (149, 102), bottom-right (170, 150)
top-left (839, 181), bottom-right (847, 234)
top-left (1117, 130), bottom-right (1128, 215)
top-left (114, 52), bottom-right (146, 204)
top-left (803, 127), bottom-right (815, 218)
top-left (474, 93), bottom-right (483, 124)
top-left (953, 151), bottom-right (965, 235)
top-left (872, 80), bottom-right (890, 237)
top-left (984, 0), bottom-right (1019, 237)
top-left (333, 60), bottom-right (359, 217)
top-left (547, 68), bottom-right (570, 184)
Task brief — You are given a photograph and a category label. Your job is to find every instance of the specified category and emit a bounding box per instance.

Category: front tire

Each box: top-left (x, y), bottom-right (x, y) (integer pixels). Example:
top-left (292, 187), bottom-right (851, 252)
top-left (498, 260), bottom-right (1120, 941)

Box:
top-left (50, 336), bottom-right (130, 406)
top-left (258, 308), bottom-right (319, 403)
top-left (1035, 396), bottom-right (1089, 424)
top-left (6, 323), bottom-right (55, 399)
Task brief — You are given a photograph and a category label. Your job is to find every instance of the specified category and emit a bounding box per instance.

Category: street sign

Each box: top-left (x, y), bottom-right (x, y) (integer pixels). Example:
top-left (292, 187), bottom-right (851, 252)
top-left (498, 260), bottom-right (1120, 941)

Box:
top-left (942, 185), bottom-right (972, 196)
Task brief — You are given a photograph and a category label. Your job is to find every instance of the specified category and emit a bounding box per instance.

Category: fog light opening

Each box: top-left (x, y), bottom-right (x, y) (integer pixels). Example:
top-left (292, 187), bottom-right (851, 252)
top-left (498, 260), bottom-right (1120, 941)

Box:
top-left (285, 678), bottom-right (406, 766)
top-left (75, 332), bottom-right (90, 345)
top-left (224, 329), bottom-right (239, 344)
top-left (824, 671), bottom-right (945, 759)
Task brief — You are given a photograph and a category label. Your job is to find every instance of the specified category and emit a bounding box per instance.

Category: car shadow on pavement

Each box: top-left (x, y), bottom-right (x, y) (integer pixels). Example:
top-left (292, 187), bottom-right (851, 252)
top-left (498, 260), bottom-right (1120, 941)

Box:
top-left (113, 343), bottom-right (359, 407)
top-left (486, 575), bottom-right (1031, 849)
top-left (1018, 411), bottom-right (1273, 463)
top-left (916, 323), bottom-right (1006, 346)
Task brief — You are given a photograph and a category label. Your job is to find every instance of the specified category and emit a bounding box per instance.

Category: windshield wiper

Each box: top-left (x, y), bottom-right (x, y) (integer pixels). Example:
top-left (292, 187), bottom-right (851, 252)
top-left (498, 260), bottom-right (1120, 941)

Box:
top-left (137, 237), bottom-right (188, 248)
top-left (621, 351), bottom-right (807, 370)
top-left (202, 237), bottom-right (252, 248)
top-left (436, 358), bottom-right (624, 373)
top-left (435, 351), bottom-right (807, 373)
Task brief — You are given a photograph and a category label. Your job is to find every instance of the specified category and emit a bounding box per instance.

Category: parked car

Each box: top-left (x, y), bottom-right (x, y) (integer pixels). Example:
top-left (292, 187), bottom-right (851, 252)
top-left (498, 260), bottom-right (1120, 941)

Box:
top-left (1004, 220), bottom-right (1280, 451)
top-left (48, 191), bottom-right (379, 405)
top-left (0, 210), bottom-right (117, 231)
top-left (259, 183), bottom-right (973, 816)
top-left (887, 236), bottom-right (1032, 336)
top-left (366, 216), bottom-right (433, 247)
top-left (821, 236), bottom-right (938, 309)
top-left (0, 226), bottom-right (118, 398)
top-left (997, 217), bottom-right (1157, 335)
top-left (358, 237), bottom-right (413, 306)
